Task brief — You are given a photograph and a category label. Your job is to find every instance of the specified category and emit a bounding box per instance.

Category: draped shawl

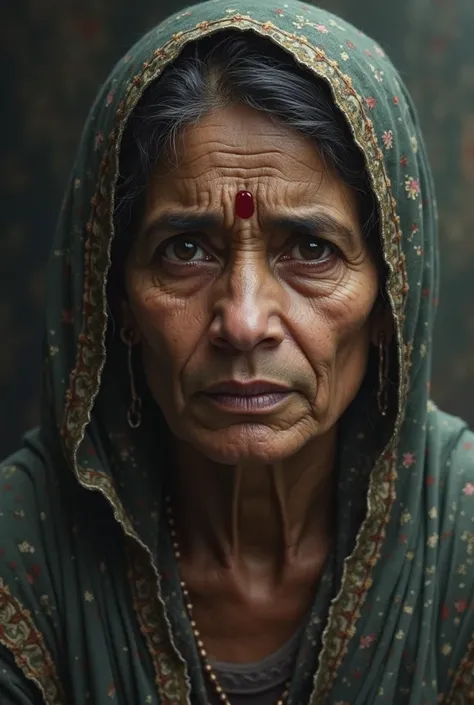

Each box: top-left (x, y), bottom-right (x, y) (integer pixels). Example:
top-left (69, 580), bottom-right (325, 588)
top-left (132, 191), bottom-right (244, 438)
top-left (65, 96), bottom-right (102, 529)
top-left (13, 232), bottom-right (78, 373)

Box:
top-left (1, 1), bottom-right (474, 703)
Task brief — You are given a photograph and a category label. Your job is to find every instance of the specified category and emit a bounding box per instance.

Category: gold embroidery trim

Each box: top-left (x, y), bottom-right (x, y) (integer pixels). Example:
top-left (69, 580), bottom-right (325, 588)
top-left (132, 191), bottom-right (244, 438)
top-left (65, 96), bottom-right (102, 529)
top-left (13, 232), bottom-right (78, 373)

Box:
top-left (0, 579), bottom-right (65, 705)
top-left (445, 634), bottom-right (474, 704)
top-left (126, 547), bottom-right (190, 705)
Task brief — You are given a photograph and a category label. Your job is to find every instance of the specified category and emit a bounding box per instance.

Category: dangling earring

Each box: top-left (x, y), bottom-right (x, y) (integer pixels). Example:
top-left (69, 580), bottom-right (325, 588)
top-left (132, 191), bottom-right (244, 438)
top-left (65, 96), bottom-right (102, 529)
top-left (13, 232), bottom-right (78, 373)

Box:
top-left (120, 327), bottom-right (142, 429)
top-left (377, 333), bottom-right (389, 417)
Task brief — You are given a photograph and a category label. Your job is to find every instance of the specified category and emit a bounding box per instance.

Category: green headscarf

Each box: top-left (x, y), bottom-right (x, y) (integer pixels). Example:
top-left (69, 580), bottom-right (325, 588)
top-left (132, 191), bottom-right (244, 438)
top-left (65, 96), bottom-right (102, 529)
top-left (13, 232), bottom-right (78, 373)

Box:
top-left (1, 1), bottom-right (474, 703)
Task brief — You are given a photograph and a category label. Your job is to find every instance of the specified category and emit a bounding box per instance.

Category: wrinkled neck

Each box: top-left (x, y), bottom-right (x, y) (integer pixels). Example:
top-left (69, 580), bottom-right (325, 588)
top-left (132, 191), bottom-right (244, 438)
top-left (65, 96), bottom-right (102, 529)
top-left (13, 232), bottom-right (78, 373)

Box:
top-left (168, 433), bottom-right (337, 571)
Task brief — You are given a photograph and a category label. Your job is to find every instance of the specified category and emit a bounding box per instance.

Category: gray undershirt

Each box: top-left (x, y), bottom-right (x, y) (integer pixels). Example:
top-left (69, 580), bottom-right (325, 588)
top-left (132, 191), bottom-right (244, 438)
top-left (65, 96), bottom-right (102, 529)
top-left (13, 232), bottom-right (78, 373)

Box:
top-left (206, 626), bottom-right (303, 705)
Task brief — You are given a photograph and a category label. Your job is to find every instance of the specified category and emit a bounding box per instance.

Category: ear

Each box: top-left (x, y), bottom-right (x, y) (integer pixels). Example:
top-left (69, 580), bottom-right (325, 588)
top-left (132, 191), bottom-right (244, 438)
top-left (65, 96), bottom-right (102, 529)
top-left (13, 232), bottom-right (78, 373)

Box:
top-left (121, 299), bottom-right (142, 344)
top-left (370, 299), bottom-right (394, 347)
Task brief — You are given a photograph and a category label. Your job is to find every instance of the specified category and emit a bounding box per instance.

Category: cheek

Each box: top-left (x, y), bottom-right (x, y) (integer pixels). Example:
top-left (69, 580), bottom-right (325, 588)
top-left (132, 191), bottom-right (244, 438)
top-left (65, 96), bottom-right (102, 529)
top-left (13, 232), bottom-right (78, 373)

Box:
top-left (295, 274), bottom-right (376, 354)
top-left (127, 275), bottom-right (207, 400)
top-left (327, 275), bottom-right (378, 398)
top-left (294, 273), bottom-right (377, 403)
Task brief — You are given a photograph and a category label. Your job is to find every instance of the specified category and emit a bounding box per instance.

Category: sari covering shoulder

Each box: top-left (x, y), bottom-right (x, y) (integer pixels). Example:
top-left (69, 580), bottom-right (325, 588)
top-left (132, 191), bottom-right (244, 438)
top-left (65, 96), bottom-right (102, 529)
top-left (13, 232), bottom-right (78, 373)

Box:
top-left (1, 1), bottom-right (474, 703)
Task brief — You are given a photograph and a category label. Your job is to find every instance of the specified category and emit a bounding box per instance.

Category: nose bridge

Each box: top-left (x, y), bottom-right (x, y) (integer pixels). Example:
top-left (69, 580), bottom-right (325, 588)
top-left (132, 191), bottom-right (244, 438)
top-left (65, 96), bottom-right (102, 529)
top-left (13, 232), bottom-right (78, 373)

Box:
top-left (229, 248), bottom-right (264, 310)
top-left (227, 247), bottom-right (270, 327)
top-left (212, 246), bottom-right (282, 350)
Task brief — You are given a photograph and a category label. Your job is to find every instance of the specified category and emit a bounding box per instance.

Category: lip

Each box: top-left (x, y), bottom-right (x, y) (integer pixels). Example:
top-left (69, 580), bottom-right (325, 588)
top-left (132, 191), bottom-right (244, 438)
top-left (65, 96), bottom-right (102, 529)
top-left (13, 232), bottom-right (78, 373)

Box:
top-left (201, 380), bottom-right (293, 413)
top-left (203, 380), bottom-right (291, 396)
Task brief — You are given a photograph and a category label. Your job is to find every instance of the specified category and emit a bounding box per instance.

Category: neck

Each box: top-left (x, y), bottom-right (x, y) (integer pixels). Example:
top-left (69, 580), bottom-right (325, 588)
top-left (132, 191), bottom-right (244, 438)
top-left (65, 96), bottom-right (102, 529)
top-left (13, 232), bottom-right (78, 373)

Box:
top-left (168, 431), bottom-right (337, 572)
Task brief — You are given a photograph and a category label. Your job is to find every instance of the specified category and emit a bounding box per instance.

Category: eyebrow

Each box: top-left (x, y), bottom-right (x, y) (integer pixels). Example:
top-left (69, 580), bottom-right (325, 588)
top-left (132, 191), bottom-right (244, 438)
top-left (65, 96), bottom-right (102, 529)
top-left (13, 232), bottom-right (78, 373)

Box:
top-left (269, 212), bottom-right (358, 246)
top-left (141, 213), bottom-right (222, 241)
top-left (141, 210), bottom-right (358, 246)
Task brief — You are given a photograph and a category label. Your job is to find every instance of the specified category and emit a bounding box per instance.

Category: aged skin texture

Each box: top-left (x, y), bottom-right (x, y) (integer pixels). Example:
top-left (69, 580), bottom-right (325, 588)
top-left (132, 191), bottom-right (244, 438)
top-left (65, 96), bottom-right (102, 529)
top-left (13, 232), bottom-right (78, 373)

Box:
top-left (123, 104), bottom-right (382, 661)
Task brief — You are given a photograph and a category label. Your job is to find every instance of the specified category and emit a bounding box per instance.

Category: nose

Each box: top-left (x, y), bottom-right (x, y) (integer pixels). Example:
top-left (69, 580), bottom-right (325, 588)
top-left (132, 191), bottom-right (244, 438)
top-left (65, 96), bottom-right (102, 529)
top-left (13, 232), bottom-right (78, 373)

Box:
top-left (209, 258), bottom-right (285, 352)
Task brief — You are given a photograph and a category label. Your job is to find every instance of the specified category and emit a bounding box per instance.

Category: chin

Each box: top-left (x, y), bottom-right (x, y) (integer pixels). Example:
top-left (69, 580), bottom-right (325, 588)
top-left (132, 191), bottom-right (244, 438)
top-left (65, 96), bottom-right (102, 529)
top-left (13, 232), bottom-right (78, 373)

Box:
top-left (184, 422), bottom-right (315, 466)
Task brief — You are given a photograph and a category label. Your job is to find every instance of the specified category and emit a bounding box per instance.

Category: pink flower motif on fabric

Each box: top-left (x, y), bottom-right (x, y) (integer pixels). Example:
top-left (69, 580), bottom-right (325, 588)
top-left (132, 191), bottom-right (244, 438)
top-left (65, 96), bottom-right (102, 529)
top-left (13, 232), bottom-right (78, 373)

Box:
top-left (455, 599), bottom-right (468, 613)
top-left (405, 176), bottom-right (421, 200)
top-left (275, 8), bottom-right (284, 15)
top-left (382, 130), bottom-right (393, 149)
top-left (360, 633), bottom-right (376, 649)
top-left (365, 97), bottom-right (376, 110)
top-left (462, 482), bottom-right (474, 496)
top-left (315, 24), bottom-right (329, 33)
top-left (402, 452), bottom-right (416, 468)
top-left (26, 564), bottom-right (41, 585)
top-left (105, 90), bottom-right (115, 107)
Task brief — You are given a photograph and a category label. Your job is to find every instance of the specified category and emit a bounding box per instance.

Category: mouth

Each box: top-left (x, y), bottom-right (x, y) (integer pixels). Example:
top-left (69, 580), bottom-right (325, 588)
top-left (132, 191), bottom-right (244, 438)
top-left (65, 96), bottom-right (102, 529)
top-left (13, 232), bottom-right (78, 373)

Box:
top-left (201, 380), bottom-right (293, 413)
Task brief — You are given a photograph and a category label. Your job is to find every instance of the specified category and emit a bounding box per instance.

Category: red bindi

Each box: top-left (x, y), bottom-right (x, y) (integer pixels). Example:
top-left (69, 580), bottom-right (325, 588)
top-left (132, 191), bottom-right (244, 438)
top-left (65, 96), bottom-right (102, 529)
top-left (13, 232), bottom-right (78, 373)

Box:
top-left (235, 190), bottom-right (255, 219)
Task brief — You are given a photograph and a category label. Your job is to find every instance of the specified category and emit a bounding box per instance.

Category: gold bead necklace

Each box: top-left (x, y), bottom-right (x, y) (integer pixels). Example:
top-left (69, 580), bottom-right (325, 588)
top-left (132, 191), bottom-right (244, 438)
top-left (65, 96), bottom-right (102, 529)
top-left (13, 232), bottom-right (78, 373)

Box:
top-left (165, 496), bottom-right (291, 705)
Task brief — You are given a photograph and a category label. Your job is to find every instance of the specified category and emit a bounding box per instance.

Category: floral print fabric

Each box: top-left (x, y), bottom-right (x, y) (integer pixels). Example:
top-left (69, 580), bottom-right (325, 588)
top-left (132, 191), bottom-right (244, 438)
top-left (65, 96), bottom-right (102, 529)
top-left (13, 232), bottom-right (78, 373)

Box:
top-left (1, 1), bottom-right (474, 704)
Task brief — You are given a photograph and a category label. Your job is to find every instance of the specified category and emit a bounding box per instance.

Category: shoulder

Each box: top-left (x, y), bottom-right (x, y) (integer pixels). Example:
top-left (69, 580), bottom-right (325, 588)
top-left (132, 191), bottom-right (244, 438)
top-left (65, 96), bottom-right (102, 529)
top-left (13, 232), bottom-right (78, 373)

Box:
top-left (0, 433), bottom-right (58, 579)
top-left (428, 409), bottom-right (474, 698)
top-left (430, 408), bottom-right (474, 575)
top-left (434, 408), bottom-right (474, 519)
top-left (0, 431), bottom-right (65, 578)
top-left (0, 432), bottom-right (69, 701)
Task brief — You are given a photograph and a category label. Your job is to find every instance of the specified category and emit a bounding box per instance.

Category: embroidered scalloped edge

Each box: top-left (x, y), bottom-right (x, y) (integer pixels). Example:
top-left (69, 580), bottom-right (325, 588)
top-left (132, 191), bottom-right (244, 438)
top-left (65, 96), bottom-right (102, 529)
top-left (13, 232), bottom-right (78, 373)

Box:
top-left (126, 547), bottom-right (190, 705)
top-left (0, 579), bottom-right (65, 705)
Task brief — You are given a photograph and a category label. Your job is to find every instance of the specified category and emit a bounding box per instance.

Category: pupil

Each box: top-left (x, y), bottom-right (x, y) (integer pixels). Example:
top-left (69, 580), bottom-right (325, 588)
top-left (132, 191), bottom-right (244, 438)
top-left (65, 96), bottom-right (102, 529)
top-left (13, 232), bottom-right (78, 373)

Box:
top-left (175, 241), bottom-right (197, 260)
top-left (301, 240), bottom-right (322, 260)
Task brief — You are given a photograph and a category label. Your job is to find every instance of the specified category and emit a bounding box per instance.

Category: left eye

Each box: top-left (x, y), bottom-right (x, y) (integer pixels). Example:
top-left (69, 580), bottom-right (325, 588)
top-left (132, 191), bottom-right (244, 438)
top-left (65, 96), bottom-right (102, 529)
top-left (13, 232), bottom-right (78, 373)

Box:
top-left (286, 237), bottom-right (334, 262)
top-left (160, 237), bottom-right (211, 263)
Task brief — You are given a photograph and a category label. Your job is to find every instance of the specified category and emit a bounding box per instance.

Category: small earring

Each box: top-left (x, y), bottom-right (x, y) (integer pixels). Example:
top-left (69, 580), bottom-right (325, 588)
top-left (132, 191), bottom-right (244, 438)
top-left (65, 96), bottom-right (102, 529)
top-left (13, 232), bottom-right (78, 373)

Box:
top-left (377, 333), bottom-right (389, 417)
top-left (120, 327), bottom-right (142, 429)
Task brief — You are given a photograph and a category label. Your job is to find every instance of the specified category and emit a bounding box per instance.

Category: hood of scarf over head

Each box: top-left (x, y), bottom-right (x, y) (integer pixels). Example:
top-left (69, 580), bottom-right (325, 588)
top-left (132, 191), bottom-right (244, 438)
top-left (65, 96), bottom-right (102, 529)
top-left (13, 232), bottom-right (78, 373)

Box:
top-left (41, 1), bottom-right (438, 699)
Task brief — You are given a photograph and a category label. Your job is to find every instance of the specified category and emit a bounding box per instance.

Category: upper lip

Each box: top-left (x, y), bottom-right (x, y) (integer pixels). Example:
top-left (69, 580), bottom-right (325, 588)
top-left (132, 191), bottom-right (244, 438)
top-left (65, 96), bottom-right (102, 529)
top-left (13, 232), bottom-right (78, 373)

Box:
top-left (203, 381), bottom-right (291, 396)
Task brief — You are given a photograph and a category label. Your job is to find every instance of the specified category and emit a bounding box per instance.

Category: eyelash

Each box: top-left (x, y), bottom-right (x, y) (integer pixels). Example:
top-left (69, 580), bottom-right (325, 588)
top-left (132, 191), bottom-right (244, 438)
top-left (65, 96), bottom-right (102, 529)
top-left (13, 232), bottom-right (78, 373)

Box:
top-left (155, 233), bottom-right (341, 268)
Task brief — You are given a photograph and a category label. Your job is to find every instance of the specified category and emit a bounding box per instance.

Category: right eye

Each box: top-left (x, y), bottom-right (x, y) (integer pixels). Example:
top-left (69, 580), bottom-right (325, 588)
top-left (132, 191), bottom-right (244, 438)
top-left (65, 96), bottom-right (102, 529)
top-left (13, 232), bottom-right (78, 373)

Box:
top-left (158, 235), bottom-right (214, 263)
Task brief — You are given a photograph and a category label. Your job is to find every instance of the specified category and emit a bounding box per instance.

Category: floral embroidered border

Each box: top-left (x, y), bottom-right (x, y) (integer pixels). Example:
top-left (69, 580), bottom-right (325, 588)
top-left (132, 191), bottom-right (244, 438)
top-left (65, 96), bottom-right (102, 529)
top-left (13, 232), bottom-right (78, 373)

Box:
top-left (446, 634), bottom-right (474, 703)
top-left (0, 579), bottom-right (65, 705)
top-left (126, 546), bottom-right (190, 705)
top-left (60, 15), bottom-right (409, 704)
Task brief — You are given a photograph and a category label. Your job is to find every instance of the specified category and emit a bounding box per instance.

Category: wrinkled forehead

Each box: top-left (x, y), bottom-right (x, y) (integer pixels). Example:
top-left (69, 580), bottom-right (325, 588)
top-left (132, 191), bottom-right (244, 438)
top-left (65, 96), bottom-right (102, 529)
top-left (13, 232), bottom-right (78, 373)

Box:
top-left (142, 103), bottom-right (360, 225)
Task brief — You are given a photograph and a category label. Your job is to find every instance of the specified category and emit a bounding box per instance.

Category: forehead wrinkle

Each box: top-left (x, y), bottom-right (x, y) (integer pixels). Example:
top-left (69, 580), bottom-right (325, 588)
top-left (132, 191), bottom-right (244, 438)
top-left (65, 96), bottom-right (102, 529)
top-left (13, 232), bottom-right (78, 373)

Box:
top-left (176, 153), bottom-right (302, 182)
top-left (186, 138), bottom-right (288, 160)
top-left (178, 134), bottom-right (315, 176)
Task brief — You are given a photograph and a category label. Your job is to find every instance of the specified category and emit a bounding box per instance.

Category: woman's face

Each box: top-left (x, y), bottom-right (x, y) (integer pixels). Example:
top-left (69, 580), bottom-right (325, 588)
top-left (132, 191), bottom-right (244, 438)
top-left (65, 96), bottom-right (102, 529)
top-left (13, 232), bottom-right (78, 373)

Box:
top-left (123, 104), bottom-right (382, 464)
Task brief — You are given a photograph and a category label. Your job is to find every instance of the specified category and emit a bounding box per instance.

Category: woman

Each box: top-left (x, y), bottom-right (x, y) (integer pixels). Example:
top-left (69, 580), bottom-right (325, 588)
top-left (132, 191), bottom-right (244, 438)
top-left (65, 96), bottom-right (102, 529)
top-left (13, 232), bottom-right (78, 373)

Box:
top-left (1, 0), bottom-right (474, 703)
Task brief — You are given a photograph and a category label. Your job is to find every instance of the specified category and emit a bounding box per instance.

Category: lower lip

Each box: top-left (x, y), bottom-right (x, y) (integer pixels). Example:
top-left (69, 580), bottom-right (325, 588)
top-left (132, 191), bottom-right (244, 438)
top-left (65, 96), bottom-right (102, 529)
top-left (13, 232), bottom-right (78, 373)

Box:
top-left (204, 392), bottom-right (291, 412)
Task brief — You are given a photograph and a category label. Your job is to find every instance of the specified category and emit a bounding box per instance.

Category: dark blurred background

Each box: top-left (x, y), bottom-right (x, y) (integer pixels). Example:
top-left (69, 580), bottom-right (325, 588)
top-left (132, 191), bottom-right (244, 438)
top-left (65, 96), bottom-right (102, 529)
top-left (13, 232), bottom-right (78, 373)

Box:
top-left (1, 0), bottom-right (474, 458)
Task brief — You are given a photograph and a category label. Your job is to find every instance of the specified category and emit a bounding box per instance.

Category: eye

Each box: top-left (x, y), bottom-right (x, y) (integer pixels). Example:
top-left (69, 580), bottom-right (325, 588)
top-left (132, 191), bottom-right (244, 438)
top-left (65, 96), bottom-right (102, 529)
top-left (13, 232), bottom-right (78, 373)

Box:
top-left (283, 236), bottom-right (336, 263)
top-left (159, 235), bottom-right (212, 263)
